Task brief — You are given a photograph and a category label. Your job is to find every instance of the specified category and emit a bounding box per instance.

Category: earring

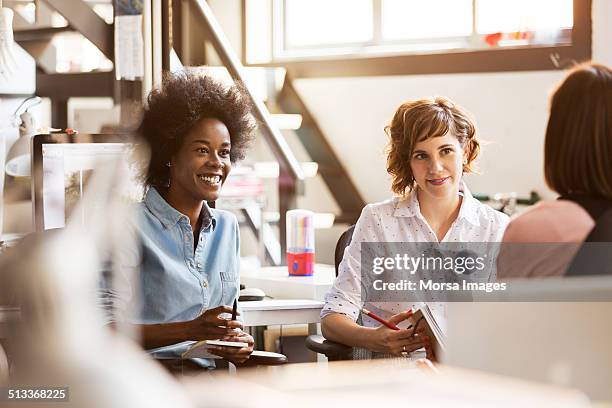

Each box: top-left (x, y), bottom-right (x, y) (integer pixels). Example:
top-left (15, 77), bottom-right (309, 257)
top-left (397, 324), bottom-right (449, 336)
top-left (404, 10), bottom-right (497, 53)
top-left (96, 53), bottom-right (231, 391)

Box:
top-left (166, 161), bottom-right (172, 167)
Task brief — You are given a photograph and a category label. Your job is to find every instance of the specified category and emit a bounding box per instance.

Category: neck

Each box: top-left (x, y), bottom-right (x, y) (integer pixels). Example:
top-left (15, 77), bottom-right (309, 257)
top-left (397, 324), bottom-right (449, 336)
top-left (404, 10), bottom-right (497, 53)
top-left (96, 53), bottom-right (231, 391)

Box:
top-left (160, 186), bottom-right (204, 231)
top-left (417, 187), bottom-right (461, 233)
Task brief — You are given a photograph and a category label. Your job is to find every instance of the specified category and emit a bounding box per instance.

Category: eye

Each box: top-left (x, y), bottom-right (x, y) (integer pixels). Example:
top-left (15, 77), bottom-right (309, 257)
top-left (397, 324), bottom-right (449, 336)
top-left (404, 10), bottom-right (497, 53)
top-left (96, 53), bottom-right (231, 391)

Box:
top-left (219, 149), bottom-right (231, 158)
top-left (441, 147), bottom-right (454, 155)
top-left (413, 153), bottom-right (427, 160)
top-left (196, 147), bottom-right (209, 155)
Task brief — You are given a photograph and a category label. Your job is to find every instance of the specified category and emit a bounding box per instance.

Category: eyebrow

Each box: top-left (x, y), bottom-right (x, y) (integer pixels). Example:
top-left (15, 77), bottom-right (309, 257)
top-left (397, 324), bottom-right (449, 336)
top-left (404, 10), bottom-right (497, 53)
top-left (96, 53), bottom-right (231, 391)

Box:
top-left (437, 144), bottom-right (455, 150)
top-left (191, 140), bottom-right (231, 147)
top-left (413, 144), bottom-right (455, 154)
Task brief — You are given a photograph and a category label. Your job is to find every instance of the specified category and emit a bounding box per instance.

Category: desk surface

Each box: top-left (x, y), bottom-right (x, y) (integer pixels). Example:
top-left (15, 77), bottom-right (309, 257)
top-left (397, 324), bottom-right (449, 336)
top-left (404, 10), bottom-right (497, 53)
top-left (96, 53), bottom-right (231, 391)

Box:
top-left (182, 359), bottom-right (590, 407)
top-left (240, 264), bottom-right (335, 301)
top-left (240, 299), bottom-right (324, 311)
top-left (240, 299), bottom-right (324, 327)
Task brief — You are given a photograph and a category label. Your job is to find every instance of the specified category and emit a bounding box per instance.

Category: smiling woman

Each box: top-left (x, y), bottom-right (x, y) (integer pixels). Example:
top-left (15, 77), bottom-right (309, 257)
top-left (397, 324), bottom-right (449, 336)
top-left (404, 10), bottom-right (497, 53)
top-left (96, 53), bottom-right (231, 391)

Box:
top-left (101, 72), bottom-right (258, 371)
top-left (320, 96), bottom-right (508, 361)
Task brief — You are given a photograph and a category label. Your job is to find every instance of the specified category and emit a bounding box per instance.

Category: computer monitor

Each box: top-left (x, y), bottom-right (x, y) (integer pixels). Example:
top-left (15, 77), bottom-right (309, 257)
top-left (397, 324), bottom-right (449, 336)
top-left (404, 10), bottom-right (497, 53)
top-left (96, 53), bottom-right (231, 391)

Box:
top-left (31, 133), bottom-right (143, 231)
top-left (443, 276), bottom-right (612, 401)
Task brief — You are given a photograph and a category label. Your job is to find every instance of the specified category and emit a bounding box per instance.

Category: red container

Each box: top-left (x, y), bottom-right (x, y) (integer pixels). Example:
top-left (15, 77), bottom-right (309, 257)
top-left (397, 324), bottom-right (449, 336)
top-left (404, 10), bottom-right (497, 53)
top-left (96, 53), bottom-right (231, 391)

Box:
top-left (287, 251), bottom-right (315, 276)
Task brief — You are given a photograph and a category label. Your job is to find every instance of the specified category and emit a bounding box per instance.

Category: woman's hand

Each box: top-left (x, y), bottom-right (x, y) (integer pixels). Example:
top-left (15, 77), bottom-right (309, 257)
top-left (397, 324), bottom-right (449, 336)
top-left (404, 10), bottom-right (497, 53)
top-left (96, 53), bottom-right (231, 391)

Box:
top-left (185, 305), bottom-right (242, 341)
top-left (368, 310), bottom-right (430, 356)
top-left (208, 330), bottom-right (255, 364)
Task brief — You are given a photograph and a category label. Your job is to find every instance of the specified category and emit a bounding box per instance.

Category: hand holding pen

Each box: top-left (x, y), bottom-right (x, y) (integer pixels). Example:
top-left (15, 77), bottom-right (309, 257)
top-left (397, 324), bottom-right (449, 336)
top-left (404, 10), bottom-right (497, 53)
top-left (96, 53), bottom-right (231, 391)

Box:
top-left (210, 299), bottom-right (255, 364)
top-left (363, 308), bottom-right (430, 356)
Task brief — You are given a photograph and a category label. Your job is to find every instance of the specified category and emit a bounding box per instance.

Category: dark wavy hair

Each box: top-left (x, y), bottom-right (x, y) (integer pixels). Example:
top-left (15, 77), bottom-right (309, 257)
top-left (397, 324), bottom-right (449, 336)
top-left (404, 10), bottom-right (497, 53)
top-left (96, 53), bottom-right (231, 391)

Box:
top-left (138, 71), bottom-right (256, 187)
top-left (385, 97), bottom-right (480, 196)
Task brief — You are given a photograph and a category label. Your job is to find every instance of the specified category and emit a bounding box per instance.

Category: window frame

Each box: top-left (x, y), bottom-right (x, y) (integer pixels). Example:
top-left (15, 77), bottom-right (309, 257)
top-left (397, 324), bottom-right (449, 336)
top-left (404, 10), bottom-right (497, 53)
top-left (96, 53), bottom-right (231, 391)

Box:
top-left (243, 0), bottom-right (591, 77)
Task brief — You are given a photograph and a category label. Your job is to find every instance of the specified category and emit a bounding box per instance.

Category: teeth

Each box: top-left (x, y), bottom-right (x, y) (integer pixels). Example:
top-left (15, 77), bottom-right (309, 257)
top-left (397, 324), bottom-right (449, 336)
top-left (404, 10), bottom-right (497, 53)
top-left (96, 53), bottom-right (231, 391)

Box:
top-left (199, 175), bottom-right (221, 185)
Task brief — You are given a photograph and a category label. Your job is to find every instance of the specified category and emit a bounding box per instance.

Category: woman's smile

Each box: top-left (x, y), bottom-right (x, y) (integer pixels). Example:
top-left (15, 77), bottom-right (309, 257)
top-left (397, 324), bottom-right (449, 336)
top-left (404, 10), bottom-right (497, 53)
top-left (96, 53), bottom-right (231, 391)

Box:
top-left (427, 176), bottom-right (450, 186)
top-left (197, 173), bottom-right (222, 188)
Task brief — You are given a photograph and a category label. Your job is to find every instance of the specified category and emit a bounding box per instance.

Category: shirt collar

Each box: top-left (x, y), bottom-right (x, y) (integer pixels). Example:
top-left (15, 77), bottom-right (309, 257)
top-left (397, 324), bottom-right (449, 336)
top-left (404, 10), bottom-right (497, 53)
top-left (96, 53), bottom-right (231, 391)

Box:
top-left (393, 180), bottom-right (480, 227)
top-left (144, 187), bottom-right (216, 231)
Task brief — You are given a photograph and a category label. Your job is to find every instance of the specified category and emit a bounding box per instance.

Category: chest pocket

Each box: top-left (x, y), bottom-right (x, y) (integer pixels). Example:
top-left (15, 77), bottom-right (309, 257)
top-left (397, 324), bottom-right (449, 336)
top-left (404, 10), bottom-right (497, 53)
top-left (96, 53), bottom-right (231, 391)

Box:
top-left (220, 271), bottom-right (238, 304)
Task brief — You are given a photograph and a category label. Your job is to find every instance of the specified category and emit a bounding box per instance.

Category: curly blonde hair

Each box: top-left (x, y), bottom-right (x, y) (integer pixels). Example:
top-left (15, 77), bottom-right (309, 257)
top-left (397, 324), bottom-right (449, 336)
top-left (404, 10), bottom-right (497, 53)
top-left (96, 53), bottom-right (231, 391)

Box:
top-left (385, 97), bottom-right (480, 196)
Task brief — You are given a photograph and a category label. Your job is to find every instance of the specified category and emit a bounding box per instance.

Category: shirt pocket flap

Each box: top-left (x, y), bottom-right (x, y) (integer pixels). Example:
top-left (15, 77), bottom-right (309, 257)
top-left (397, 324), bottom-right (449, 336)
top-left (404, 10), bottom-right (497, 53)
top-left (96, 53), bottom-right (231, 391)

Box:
top-left (220, 271), bottom-right (236, 282)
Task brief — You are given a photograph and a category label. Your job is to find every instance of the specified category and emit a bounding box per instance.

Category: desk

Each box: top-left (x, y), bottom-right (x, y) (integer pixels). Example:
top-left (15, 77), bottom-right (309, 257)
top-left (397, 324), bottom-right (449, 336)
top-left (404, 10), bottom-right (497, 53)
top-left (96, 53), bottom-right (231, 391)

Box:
top-left (241, 299), bottom-right (324, 362)
top-left (182, 359), bottom-right (591, 407)
top-left (241, 299), bottom-right (324, 327)
top-left (240, 264), bottom-right (335, 301)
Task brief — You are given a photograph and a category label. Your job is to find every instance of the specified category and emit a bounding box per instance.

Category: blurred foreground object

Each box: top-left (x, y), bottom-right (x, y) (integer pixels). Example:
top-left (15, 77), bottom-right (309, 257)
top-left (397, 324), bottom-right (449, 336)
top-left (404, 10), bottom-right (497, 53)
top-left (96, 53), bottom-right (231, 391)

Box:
top-left (0, 147), bottom-right (193, 407)
top-left (0, 4), bottom-right (17, 78)
top-left (182, 359), bottom-right (590, 408)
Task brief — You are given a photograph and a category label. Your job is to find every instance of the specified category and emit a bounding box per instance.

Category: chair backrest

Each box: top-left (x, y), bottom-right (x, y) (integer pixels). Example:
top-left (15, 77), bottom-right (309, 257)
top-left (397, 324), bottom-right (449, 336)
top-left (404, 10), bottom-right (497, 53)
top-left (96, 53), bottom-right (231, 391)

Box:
top-left (566, 208), bottom-right (612, 276)
top-left (334, 225), bottom-right (355, 277)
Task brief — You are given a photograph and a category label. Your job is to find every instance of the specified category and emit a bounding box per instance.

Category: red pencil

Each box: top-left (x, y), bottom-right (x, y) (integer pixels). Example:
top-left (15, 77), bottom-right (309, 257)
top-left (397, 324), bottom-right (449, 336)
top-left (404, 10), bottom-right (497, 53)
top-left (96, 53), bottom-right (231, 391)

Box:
top-left (361, 308), bottom-right (406, 331)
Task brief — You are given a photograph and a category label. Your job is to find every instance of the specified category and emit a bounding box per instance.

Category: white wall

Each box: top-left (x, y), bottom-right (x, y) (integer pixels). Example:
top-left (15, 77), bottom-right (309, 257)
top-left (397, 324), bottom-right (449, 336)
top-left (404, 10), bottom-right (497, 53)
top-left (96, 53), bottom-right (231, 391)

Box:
top-left (294, 0), bottom-right (611, 203)
top-left (207, 0), bottom-right (612, 264)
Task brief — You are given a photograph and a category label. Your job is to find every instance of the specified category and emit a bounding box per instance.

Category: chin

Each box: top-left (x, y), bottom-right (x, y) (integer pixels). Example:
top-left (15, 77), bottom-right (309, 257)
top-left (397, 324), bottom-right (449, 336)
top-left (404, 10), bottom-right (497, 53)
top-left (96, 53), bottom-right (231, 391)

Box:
top-left (420, 181), bottom-right (459, 198)
top-left (201, 192), bottom-right (220, 202)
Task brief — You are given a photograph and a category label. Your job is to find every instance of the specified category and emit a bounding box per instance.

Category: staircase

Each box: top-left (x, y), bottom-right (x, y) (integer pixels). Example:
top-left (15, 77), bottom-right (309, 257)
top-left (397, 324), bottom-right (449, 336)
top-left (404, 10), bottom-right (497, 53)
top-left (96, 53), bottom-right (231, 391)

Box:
top-left (8, 0), bottom-right (365, 266)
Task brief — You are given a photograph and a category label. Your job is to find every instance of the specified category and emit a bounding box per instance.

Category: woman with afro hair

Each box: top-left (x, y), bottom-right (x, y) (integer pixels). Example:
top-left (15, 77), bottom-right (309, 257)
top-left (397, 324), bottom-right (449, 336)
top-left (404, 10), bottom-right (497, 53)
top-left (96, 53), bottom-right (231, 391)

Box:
top-left (116, 71), bottom-right (257, 369)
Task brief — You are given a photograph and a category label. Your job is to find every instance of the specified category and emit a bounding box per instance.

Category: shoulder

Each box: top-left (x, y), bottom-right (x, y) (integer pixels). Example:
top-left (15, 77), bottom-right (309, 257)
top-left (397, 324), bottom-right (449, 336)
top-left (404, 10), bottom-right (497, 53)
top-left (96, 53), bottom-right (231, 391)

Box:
top-left (210, 208), bottom-right (239, 233)
top-left (503, 200), bottom-right (594, 242)
top-left (355, 197), bottom-right (400, 226)
top-left (362, 197), bottom-right (398, 215)
top-left (210, 208), bottom-right (238, 224)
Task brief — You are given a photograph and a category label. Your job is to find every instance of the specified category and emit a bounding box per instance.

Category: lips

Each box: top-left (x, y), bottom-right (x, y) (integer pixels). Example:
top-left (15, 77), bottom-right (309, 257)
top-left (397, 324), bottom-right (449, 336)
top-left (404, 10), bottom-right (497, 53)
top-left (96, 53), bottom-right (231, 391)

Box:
top-left (427, 177), bottom-right (450, 186)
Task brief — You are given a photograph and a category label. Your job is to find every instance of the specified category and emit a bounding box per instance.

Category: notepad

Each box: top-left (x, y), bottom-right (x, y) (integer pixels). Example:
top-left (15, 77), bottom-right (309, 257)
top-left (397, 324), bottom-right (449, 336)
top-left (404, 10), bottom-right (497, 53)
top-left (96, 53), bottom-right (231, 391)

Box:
top-left (413, 304), bottom-right (447, 353)
top-left (182, 340), bottom-right (246, 359)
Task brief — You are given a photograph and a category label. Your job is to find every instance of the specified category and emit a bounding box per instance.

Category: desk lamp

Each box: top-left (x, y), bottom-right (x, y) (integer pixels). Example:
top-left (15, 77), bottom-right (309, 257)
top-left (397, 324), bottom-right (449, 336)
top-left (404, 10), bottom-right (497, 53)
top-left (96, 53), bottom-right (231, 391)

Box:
top-left (5, 96), bottom-right (41, 177)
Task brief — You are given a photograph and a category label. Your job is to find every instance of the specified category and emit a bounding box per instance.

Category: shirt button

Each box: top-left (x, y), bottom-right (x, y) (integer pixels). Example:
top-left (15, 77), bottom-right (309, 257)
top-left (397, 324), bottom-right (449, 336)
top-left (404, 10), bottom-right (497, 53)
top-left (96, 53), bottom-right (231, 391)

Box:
top-left (202, 280), bottom-right (208, 288)
top-left (199, 236), bottom-right (203, 242)
top-left (196, 262), bottom-right (202, 268)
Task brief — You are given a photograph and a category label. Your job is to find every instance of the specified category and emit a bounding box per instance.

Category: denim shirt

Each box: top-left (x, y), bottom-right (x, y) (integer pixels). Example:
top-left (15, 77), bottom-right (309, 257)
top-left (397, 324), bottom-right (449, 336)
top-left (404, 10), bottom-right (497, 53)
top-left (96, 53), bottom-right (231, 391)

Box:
top-left (110, 187), bottom-right (241, 366)
top-left (137, 188), bottom-right (240, 325)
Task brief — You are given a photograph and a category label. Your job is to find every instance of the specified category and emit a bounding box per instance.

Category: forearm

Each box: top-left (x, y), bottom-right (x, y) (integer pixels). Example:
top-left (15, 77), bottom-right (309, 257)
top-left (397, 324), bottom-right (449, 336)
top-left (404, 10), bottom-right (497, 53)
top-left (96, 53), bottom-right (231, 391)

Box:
top-left (126, 321), bottom-right (191, 350)
top-left (321, 313), bottom-right (377, 349)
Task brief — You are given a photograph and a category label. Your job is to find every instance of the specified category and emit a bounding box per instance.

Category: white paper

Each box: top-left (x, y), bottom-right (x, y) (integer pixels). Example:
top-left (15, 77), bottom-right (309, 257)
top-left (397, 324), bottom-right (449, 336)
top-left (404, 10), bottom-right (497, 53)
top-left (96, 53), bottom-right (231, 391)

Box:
top-left (114, 15), bottom-right (144, 80)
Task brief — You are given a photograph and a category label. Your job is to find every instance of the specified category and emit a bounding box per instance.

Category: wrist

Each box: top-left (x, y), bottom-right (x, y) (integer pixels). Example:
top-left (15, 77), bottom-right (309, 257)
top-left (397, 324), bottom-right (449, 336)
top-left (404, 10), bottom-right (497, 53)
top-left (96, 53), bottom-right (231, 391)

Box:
top-left (172, 320), bottom-right (192, 342)
top-left (354, 326), bottom-right (381, 350)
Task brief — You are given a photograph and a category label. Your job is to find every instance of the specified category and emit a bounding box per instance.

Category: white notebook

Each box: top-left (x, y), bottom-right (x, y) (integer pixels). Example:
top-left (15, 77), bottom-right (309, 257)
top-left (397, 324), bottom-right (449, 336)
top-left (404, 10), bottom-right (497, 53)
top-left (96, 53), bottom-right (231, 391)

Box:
top-left (413, 304), bottom-right (447, 352)
top-left (182, 340), bottom-right (246, 359)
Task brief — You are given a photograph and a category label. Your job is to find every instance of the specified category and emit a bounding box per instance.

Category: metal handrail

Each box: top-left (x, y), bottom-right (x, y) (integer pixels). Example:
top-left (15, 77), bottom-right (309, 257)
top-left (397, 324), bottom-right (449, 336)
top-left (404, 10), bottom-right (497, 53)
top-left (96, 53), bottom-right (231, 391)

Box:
top-left (191, 0), bottom-right (305, 190)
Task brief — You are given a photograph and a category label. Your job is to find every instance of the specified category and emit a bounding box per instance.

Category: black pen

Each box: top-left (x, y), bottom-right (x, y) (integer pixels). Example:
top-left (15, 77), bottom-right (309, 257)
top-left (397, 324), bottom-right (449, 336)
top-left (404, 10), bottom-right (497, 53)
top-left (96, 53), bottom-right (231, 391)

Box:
top-left (231, 298), bottom-right (237, 321)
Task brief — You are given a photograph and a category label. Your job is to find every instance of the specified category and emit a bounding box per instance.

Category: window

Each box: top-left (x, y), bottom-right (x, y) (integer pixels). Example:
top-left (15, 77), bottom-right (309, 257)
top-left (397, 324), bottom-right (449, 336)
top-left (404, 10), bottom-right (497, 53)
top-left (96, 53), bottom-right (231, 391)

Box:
top-left (244, 0), bottom-right (590, 75)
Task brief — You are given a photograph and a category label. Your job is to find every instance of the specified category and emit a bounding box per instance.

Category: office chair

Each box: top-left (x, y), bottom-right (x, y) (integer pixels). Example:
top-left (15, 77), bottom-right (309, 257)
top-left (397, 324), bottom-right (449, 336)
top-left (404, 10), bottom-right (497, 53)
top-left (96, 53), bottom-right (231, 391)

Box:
top-left (305, 225), bottom-right (355, 361)
top-left (566, 208), bottom-right (612, 276)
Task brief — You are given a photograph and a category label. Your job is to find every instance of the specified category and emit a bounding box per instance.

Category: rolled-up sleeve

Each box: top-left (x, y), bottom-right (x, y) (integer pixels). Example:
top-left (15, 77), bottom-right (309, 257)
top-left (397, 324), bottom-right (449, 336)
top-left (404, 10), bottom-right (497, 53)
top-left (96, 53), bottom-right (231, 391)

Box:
top-left (321, 204), bottom-right (380, 322)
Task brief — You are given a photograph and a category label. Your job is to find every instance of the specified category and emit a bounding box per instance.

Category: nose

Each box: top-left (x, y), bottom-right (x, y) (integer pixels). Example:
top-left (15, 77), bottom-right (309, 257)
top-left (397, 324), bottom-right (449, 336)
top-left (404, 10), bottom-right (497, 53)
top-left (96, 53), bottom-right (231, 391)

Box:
top-left (429, 156), bottom-right (443, 173)
top-left (206, 152), bottom-right (223, 169)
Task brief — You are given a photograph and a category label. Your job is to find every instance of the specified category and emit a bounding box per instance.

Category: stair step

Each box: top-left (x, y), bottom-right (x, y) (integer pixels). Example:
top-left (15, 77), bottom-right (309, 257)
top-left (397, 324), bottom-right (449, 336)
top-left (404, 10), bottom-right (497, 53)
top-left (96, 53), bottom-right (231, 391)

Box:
top-left (14, 25), bottom-right (73, 42)
top-left (253, 161), bottom-right (318, 178)
top-left (271, 113), bottom-right (302, 130)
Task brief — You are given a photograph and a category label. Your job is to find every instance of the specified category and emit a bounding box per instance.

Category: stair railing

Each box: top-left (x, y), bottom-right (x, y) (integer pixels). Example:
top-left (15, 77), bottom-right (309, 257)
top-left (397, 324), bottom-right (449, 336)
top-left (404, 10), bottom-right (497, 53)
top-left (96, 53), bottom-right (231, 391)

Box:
top-left (191, 0), bottom-right (304, 262)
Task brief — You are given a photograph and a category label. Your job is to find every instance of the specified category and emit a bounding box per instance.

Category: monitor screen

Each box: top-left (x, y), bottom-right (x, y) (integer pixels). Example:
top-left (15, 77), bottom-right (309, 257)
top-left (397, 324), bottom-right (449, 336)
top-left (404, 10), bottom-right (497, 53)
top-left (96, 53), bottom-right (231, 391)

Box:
top-left (32, 134), bottom-right (144, 231)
